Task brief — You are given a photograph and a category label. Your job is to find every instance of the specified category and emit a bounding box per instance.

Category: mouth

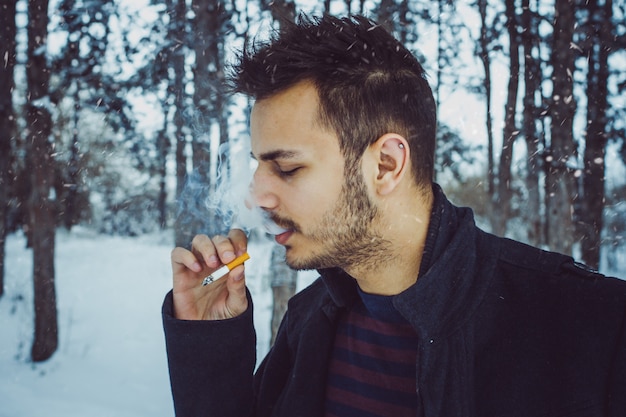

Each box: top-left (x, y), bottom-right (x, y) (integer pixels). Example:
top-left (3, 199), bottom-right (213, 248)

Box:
top-left (274, 230), bottom-right (294, 245)
top-left (263, 218), bottom-right (290, 235)
top-left (262, 213), bottom-right (295, 244)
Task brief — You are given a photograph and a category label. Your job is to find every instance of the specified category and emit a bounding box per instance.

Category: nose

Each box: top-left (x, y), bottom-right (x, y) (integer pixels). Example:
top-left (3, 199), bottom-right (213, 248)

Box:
top-left (248, 169), bottom-right (279, 211)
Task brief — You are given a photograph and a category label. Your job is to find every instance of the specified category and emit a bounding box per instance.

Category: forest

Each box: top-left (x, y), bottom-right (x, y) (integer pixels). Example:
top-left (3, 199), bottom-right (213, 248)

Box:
top-left (0, 0), bottom-right (625, 363)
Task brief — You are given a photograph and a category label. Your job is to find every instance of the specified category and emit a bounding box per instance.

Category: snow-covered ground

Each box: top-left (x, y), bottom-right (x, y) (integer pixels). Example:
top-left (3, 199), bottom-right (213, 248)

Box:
top-left (0, 228), bottom-right (316, 417)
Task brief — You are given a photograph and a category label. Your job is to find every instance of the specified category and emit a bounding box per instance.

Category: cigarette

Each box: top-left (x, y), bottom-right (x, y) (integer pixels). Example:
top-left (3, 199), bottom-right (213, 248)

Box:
top-left (202, 252), bottom-right (250, 286)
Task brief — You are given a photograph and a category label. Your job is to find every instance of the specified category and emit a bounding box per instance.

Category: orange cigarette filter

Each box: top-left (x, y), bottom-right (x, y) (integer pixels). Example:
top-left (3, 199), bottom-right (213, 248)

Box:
top-left (226, 252), bottom-right (250, 269)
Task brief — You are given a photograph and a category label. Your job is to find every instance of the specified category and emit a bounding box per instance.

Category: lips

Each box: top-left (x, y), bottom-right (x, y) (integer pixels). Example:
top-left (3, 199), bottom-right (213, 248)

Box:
top-left (258, 209), bottom-right (296, 245)
top-left (262, 215), bottom-right (294, 244)
top-left (274, 230), bottom-right (293, 245)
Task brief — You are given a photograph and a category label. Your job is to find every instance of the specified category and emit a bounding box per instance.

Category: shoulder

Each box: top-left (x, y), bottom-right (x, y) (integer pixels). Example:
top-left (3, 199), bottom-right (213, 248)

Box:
top-left (482, 232), bottom-right (572, 275)
top-left (480, 232), bottom-right (626, 308)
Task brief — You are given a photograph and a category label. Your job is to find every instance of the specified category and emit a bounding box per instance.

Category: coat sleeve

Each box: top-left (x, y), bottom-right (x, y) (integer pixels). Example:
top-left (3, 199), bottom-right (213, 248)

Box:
top-left (162, 290), bottom-right (257, 417)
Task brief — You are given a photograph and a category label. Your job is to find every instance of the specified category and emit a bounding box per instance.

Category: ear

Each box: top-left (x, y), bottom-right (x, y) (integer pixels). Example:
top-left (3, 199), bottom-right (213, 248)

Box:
top-left (368, 133), bottom-right (410, 196)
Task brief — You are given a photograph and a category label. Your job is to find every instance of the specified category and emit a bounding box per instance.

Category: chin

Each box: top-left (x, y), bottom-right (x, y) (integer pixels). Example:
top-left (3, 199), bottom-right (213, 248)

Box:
top-left (285, 246), bottom-right (340, 271)
top-left (284, 247), bottom-right (321, 271)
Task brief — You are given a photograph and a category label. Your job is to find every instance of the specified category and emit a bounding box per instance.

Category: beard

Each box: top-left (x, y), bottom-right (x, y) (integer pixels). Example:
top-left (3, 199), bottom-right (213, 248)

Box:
top-left (275, 168), bottom-right (392, 272)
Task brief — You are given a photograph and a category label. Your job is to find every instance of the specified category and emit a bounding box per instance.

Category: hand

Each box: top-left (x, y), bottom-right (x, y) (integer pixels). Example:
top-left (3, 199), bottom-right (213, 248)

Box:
top-left (170, 229), bottom-right (249, 321)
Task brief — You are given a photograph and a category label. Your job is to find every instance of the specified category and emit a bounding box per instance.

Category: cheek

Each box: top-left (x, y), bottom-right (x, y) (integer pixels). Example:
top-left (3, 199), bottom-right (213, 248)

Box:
top-left (287, 182), bottom-right (335, 221)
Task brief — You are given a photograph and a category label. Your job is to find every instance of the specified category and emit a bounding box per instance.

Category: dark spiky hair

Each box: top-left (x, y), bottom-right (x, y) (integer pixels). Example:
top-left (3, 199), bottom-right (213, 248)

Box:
top-left (230, 14), bottom-right (437, 186)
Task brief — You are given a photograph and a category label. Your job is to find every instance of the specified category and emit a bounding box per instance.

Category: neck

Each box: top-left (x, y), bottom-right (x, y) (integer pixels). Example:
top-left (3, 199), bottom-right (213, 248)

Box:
top-left (346, 186), bottom-right (433, 296)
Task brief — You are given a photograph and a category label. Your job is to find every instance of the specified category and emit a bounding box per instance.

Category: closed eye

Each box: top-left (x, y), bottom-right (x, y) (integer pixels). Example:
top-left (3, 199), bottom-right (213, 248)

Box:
top-left (251, 149), bottom-right (304, 178)
top-left (277, 166), bottom-right (301, 177)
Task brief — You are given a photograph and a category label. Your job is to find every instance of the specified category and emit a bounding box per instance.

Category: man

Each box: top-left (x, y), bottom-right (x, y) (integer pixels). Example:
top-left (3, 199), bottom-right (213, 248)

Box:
top-left (163, 14), bottom-right (626, 417)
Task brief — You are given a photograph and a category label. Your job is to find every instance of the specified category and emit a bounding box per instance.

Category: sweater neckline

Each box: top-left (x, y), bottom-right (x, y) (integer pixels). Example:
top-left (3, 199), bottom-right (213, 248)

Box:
top-left (356, 287), bottom-right (407, 324)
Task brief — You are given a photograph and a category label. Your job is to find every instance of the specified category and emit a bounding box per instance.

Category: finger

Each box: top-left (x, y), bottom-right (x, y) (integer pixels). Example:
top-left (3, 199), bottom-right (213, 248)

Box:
top-left (171, 247), bottom-right (203, 273)
top-left (211, 234), bottom-right (238, 264)
top-left (229, 264), bottom-right (246, 282)
top-left (228, 229), bottom-right (248, 256)
top-left (191, 234), bottom-right (220, 269)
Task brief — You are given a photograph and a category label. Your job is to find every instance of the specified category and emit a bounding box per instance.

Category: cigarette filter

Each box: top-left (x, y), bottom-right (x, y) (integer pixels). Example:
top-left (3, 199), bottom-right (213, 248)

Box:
top-left (202, 252), bottom-right (250, 286)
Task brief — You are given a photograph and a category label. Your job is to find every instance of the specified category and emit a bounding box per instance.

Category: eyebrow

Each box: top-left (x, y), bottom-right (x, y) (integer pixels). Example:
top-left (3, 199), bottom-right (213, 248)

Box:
top-left (251, 149), bottom-right (301, 162)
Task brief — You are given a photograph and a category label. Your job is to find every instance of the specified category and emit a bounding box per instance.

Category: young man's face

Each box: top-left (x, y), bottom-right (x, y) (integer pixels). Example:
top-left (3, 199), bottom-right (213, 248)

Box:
top-left (249, 81), bottom-right (387, 271)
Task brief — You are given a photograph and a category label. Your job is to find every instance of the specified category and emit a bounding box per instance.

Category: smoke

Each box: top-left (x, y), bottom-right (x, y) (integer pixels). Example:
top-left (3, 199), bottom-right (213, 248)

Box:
top-left (207, 137), bottom-right (265, 233)
top-left (175, 135), bottom-right (288, 239)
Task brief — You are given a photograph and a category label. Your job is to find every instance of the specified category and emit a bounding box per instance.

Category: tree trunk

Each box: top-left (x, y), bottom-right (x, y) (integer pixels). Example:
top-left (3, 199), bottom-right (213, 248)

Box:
top-left (169, 0), bottom-right (189, 247)
top-left (545, 0), bottom-right (577, 255)
top-left (376, 0), bottom-right (395, 33)
top-left (435, 0), bottom-right (444, 122)
top-left (0, 0), bottom-right (18, 298)
top-left (323, 0), bottom-right (330, 13)
top-left (57, 0), bottom-right (80, 230)
top-left (157, 128), bottom-right (169, 229)
top-left (176, 0), bottom-right (221, 243)
top-left (26, 0), bottom-right (58, 362)
top-left (493, 0), bottom-right (520, 237)
top-left (212, 9), bottom-right (228, 194)
top-left (191, 0), bottom-right (216, 181)
top-left (521, 0), bottom-right (543, 246)
top-left (262, 0), bottom-right (295, 25)
top-left (477, 0), bottom-right (495, 197)
top-left (174, 0), bottom-right (213, 245)
top-left (64, 99), bottom-right (81, 230)
top-left (580, 0), bottom-right (611, 269)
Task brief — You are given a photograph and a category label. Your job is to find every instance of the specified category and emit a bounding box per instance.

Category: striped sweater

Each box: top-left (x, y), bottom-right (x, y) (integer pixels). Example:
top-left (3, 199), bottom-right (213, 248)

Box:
top-left (324, 289), bottom-right (419, 417)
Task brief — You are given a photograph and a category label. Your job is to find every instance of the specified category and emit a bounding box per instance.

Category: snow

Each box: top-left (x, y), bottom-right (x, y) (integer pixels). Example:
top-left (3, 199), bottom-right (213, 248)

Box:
top-left (0, 228), bottom-right (317, 416)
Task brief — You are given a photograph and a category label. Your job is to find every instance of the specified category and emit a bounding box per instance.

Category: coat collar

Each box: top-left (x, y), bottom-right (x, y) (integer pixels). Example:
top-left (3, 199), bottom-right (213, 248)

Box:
top-left (317, 183), bottom-right (499, 338)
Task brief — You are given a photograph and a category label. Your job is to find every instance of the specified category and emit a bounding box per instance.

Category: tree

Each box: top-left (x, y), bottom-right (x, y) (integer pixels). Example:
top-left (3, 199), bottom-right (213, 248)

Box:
top-left (477, 0), bottom-right (496, 198)
top-left (261, 0), bottom-right (295, 22)
top-left (493, 0), bottom-right (520, 237)
top-left (545, 0), bottom-right (578, 255)
top-left (26, 0), bottom-right (58, 362)
top-left (578, 0), bottom-right (612, 269)
top-left (170, 0), bottom-right (189, 246)
top-left (174, 0), bottom-right (232, 246)
top-left (190, 0), bottom-right (220, 200)
top-left (374, 0), bottom-right (397, 32)
top-left (520, 0), bottom-right (543, 246)
top-left (49, 0), bottom-right (118, 231)
top-left (53, 0), bottom-right (86, 230)
top-left (154, 0), bottom-right (188, 232)
top-left (0, 0), bottom-right (18, 298)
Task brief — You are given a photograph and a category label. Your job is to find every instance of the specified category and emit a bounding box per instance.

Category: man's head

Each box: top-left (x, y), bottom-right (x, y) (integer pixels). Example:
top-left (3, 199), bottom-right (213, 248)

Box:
top-left (236, 15), bottom-right (437, 279)
top-left (230, 14), bottom-right (437, 188)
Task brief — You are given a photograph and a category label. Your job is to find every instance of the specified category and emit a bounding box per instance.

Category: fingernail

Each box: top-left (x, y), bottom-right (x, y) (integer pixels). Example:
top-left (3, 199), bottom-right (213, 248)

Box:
top-left (208, 255), bottom-right (219, 266)
top-left (191, 262), bottom-right (202, 272)
top-left (223, 251), bottom-right (235, 262)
